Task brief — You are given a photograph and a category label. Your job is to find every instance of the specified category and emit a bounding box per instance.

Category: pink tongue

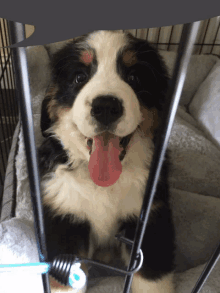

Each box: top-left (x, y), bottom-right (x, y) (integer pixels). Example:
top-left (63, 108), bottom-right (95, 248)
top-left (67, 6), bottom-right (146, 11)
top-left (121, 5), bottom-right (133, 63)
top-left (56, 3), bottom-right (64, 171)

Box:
top-left (88, 135), bottom-right (123, 187)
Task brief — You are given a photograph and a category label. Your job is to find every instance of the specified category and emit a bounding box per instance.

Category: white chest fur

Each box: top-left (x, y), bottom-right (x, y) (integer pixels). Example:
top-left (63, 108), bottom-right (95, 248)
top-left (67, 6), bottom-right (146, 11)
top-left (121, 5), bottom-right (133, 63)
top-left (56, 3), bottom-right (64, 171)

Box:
top-left (42, 133), bottom-right (153, 245)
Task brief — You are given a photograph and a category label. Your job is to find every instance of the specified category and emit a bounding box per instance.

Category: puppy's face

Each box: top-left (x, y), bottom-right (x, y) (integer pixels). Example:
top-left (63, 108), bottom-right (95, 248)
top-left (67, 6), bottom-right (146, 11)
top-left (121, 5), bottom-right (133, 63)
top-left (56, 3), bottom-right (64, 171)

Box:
top-left (41, 30), bottom-right (169, 187)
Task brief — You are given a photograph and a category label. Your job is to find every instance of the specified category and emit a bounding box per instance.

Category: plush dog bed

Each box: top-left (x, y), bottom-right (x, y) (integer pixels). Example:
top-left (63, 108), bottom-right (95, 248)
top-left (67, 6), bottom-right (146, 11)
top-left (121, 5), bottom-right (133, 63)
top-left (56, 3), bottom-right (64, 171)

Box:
top-left (1, 40), bottom-right (220, 293)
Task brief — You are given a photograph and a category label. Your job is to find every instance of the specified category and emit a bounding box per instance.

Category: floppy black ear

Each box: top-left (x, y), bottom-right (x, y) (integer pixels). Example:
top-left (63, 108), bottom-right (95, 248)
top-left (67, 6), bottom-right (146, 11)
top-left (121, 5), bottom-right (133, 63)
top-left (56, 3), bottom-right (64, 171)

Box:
top-left (124, 34), bottom-right (169, 113)
top-left (40, 84), bottom-right (59, 137)
top-left (40, 97), bottom-right (52, 137)
top-left (140, 44), bottom-right (170, 110)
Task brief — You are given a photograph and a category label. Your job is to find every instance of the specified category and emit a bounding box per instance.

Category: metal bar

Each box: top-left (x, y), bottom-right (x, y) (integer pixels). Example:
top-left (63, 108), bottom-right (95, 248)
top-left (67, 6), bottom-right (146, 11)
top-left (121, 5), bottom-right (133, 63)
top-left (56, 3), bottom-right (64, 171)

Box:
top-left (81, 251), bottom-right (143, 276)
top-left (2, 19), bottom-right (17, 125)
top-left (145, 28), bottom-right (149, 41)
top-left (191, 242), bottom-right (220, 293)
top-left (0, 87), bottom-right (12, 151)
top-left (7, 20), bottom-right (51, 293)
top-left (0, 169), bottom-right (4, 186)
top-left (167, 26), bottom-right (174, 51)
top-left (0, 24), bottom-right (14, 136)
top-left (5, 20), bottom-right (18, 120)
top-left (122, 21), bottom-right (200, 293)
top-left (211, 21), bottom-right (220, 54)
top-left (0, 55), bottom-right (12, 81)
top-left (0, 134), bottom-right (7, 173)
top-left (0, 135), bottom-right (7, 183)
top-left (1, 19), bottom-right (17, 127)
top-left (199, 19), bottom-right (210, 54)
top-left (0, 91), bottom-right (10, 157)
top-left (156, 27), bottom-right (161, 49)
top-left (0, 83), bottom-right (14, 141)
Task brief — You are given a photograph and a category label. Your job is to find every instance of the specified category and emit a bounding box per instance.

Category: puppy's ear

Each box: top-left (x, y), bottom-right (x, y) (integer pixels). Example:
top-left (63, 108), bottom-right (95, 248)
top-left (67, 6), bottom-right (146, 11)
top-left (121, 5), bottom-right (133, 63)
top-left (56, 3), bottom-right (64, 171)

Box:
top-left (131, 36), bottom-right (170, 111)
top-left (40, 98), bottom-right (52, 137)
top-left (40, 85), bottom-right (58, 137)
top-left (44, 40), bottom-right (74, 61)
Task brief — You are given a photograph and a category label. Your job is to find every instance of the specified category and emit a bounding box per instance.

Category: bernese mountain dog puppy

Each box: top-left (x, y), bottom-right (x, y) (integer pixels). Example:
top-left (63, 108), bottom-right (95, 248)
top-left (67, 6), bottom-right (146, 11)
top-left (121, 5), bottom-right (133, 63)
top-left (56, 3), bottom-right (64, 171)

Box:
top-left (38, 30), bottom-right (176, 292)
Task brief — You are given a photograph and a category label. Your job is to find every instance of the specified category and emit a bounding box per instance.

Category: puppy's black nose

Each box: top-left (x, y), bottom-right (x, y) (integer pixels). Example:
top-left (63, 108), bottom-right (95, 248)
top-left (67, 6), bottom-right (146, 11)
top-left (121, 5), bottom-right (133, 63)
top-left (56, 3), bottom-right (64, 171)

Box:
top-left (91, 96), bottom-right (123, 126)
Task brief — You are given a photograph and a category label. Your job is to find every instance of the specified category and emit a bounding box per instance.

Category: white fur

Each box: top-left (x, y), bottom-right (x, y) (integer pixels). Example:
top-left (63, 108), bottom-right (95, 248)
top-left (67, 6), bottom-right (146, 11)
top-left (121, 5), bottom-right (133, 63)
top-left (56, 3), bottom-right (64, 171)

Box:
top-left (72, 31), bottom-right (142, 138)
top-left (42, 129), bottom-right (154, 246)
top-left (131, 273), bottom-right (175, 293)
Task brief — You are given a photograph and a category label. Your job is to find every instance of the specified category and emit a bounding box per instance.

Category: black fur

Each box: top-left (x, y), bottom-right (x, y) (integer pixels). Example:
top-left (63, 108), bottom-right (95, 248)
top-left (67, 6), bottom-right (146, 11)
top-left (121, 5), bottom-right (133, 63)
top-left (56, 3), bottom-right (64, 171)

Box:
top-left (38, 137), bottom-right (68, 176)
top-left (40, 97), bottom-right (54, 136)
top-left (118, 151), bottom-right (175, 281)
top-left (117, 35), bottom-right (169, 112)
top-left (50, 41), bottom-right (98, 108)
top-left (119, 204), bottom-right (175, 281)
top-left (43, 206), bottom-right (91, 261)
top-left (41, 38), bottom-right (98, 136)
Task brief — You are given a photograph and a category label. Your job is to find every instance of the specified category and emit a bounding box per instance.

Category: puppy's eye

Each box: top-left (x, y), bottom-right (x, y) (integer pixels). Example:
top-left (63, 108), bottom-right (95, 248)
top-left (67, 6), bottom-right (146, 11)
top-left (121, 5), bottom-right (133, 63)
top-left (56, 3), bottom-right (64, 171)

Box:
top-left (128, 73), bottom-right (139, 84)
top-left (75, 73), bottom-right (87, 84)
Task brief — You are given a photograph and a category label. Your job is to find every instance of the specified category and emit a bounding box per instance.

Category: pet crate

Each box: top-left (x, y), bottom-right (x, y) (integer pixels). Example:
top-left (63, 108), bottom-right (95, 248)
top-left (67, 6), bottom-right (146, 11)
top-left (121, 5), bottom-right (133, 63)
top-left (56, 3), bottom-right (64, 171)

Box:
top-left (0, 16), bottom-right (220, 293)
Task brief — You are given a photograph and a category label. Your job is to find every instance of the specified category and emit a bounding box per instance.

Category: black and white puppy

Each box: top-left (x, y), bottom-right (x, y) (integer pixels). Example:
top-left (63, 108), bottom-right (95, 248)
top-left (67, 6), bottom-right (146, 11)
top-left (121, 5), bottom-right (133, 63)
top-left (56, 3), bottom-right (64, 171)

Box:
top-left (38, 30), bottom-right (176, 292)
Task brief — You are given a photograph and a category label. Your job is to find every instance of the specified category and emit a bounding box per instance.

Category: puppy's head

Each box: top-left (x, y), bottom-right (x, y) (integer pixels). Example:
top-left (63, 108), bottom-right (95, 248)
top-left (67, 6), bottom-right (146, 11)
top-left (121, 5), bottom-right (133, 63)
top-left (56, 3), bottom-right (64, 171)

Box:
top-left (41, 30), bottom-right (169, 187)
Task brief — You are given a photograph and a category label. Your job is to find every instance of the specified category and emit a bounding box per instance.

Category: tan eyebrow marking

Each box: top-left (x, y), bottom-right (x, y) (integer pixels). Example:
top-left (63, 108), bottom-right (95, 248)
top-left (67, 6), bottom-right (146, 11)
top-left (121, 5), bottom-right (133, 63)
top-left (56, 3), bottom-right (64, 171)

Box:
top-left (122, 50), bottom-right (137, 67)
top-left (80, 50), bottom-right (94, 65)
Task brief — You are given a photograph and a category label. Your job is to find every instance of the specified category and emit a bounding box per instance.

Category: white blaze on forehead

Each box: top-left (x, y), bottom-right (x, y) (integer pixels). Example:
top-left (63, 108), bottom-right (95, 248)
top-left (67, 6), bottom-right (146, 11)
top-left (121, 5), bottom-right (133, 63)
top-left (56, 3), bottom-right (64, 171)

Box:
top-left (87, 30), bottom-right (127, 66)
top-left (72, 30), bottom-right (142, 138)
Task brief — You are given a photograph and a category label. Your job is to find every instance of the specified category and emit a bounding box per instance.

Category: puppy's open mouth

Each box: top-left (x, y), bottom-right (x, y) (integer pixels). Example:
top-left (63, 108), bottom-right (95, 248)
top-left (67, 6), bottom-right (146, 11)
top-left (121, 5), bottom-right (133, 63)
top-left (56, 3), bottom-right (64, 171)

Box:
top-left (85, 132), bottom-right (133, 187)
top-left (86, 133), bottom-right (132, 161)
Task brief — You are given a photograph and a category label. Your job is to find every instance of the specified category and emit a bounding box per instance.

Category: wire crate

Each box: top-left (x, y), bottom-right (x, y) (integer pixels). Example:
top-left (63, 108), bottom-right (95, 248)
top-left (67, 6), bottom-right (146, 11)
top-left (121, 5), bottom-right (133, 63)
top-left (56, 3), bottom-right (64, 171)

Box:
top-left (0, 16), bottom-right (220, 293)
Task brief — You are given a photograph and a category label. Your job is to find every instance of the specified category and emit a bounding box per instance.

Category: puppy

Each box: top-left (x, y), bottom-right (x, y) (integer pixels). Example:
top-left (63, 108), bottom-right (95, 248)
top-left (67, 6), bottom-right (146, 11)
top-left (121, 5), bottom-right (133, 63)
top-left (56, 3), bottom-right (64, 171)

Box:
top-left (38, 30), bottom-right (176, 292)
